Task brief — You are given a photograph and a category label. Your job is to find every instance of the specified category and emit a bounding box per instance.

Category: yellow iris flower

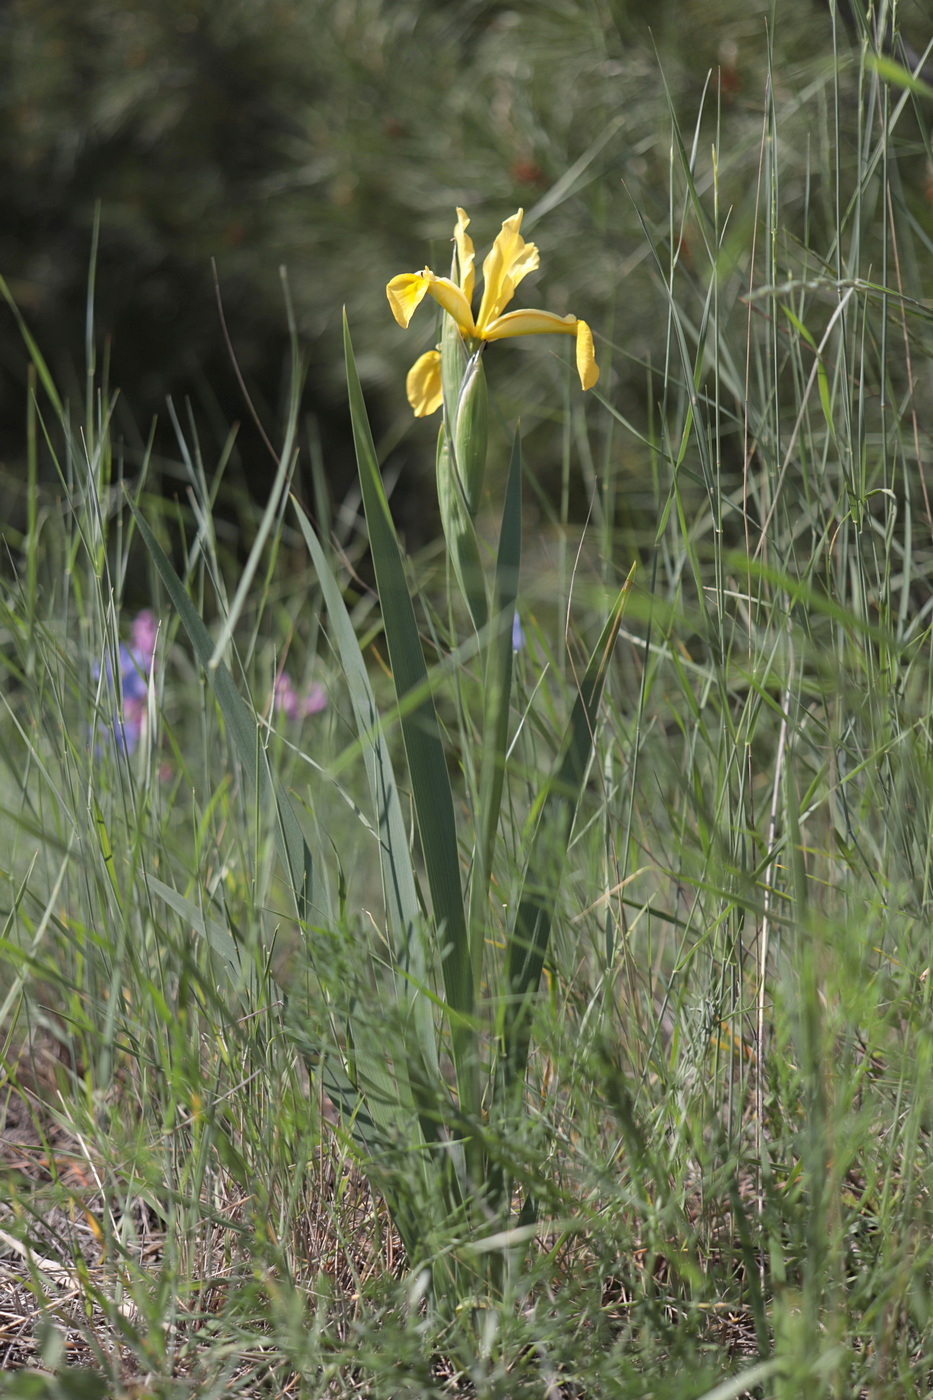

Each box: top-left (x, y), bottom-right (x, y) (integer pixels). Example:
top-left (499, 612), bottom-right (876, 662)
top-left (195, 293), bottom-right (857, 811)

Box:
top-left (386, 208), bottom-right (599, 417)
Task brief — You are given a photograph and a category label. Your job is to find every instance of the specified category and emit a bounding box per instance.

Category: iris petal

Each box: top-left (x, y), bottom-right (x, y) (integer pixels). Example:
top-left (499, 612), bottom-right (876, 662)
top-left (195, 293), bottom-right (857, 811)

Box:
top-left (485, 309), bottom-right (599, 391)
top-left (387, 274), bottom-right (431, 328)
top-left (422, 273), bottom-right (476, 336)
top-left (475, 210), bottom-right (540, 332)
top-left (454, 208), bottom-right (475, 303)
top-left (406, 349), bottom-right (443, 417)
top-left (575, 320), bottom-right (599, 391)
top-left (483, 308), bottom-right (578, 340)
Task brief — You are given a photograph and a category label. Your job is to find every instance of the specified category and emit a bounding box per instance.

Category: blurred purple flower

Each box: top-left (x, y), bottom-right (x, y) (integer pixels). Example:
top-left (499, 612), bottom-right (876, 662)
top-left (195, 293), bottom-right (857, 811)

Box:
top-left (273, 671), bottom-right (327, 721)
top-left (512, 610), bottom-right (525, 652)
top-left (131, 609), bottom-right (158, 661)
top-left (94, 609), bottom-right (158, 755)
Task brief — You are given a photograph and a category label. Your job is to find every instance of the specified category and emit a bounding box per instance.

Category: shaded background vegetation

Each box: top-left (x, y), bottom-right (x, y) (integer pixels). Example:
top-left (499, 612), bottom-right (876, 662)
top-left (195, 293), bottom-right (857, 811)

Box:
top-left (3, 0), bottom-right (912, 540)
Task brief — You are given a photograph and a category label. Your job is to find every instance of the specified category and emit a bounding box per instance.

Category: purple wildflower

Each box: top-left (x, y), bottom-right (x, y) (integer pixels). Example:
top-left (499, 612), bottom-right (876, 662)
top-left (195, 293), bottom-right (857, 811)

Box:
top-left (94, 610), bottom-right (158, 755)
top-left (131, 609), bottom-right (158, 661)
top-left (512, 611), bottom-right (525, 652)
top-left (273, 671), bottom-right (327, 721)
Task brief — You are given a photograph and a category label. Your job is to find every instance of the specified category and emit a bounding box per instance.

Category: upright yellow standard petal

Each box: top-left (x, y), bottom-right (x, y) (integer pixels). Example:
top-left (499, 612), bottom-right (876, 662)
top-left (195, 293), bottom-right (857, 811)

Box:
top-left (475, 210), bottom-right (540, 332)
top-left (406, 349), bottom-right (443, 417)
top-left (453, 208), bottom-right (475, 303)
top-left (575, 320), bottom-right (599, 391)
top-left (387, 274), bottom-right (431, 328)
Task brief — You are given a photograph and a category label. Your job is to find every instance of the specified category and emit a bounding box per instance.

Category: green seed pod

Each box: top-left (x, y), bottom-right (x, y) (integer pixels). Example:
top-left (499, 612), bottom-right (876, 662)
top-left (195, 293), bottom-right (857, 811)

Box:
top-left (454, 349), bottom-right (488, 518)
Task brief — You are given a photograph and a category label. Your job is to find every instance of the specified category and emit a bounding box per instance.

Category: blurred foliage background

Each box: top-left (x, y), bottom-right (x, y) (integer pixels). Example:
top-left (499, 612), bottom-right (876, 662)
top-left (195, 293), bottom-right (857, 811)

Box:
top-left (1, 0), bottom-right (930, 538)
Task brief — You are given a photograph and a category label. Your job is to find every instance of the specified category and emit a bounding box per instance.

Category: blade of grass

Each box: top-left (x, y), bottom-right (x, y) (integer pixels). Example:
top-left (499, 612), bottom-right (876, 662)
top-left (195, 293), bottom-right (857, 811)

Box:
top-left (208, 270), bottom-right (303, 670)
top-left (0, 273), bottom-right (65, 419)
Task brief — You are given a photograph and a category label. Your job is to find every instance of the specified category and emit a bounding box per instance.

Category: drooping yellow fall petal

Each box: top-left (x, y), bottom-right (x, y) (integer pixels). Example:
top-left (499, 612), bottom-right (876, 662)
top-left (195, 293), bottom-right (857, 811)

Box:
top-left (575, 320), bottom-right (599, 391)
top-left (484, 309), bottom-right (599, 391)
top-left (453, 208), bottom-right (475, 303)
top-left (386, 274), bottom-right (431, 329)
top-left (388, 267), bottom-right (476, 336)
top-left (420, 273), bottom-right (477, 337)
top-left (475, 210), bottom-right (540, 333)
top-left (483, 307), bottom-right (579, 340)
top-left (405, 349), bottom-right (443, 417)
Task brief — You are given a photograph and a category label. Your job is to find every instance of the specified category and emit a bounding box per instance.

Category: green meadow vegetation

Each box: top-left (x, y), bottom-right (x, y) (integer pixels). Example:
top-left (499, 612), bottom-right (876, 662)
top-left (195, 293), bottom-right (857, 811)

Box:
top-left (4, 1), bottom-right (933, 1396)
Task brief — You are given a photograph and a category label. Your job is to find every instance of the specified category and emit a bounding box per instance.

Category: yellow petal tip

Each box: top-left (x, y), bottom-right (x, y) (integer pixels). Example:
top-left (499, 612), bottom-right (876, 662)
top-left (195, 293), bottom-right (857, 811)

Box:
top-left (406, 349), bottom-right (443, 417)
top-left (387, 273), bottom-right (430, 329)
top-left (576, 320), bottom-right (599, 391)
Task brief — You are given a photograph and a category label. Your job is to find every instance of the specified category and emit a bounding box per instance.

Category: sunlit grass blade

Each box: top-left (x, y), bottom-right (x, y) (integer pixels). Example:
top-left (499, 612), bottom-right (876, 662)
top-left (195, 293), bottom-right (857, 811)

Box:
top-left (343, 312), bottom-right (479, 1138)
top-left (868, 52), bottom-right (933, 100)
top-left (127, 499), bottom-right (317, 926)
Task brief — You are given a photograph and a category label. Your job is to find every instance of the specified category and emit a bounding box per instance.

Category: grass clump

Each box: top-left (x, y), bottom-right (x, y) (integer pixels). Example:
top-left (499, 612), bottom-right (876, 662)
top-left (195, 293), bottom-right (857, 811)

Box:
top-left (4, 4), bottom-right (933, 1397)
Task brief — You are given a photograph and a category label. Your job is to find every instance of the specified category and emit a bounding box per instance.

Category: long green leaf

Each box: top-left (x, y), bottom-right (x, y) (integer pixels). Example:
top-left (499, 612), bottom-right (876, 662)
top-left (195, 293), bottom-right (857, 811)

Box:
top-left (343, 313), bottom-right (478, 1135)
